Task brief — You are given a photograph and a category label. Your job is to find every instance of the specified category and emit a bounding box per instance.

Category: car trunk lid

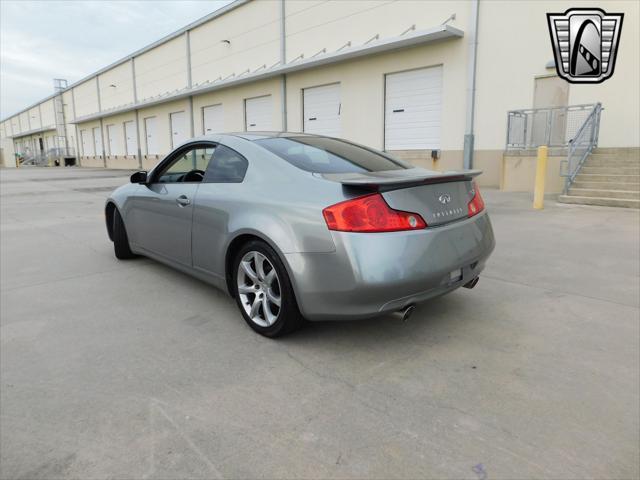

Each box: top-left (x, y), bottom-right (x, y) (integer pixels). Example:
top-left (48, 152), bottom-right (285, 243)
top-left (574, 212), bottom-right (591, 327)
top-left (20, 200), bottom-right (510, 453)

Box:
top-left (318, 168), bottom-right (481, 227)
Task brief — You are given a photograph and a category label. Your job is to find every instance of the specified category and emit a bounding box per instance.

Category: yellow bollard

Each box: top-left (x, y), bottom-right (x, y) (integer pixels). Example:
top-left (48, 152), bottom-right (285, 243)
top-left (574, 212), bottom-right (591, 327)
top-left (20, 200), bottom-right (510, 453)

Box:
top-left (533, 145), bottom-right (548, 209)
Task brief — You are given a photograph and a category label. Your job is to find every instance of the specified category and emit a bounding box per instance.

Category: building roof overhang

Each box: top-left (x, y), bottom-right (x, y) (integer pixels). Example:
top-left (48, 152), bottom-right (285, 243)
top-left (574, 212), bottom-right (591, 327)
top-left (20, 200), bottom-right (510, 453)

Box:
top-left (10, 125), bottom-right (57, 139)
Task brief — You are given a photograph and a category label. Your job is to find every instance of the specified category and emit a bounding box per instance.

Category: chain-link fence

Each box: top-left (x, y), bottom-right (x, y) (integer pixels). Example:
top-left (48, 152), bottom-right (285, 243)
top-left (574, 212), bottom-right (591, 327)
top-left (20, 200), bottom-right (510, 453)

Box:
top-left (506, 104), bottom-right (599, 149)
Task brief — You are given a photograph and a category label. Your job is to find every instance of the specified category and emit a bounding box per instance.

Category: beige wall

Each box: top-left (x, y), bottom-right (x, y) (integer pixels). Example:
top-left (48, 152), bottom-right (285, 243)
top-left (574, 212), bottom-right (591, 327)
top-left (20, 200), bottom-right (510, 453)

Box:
top-left (501, 154), bottom-right (566, 194)
top-left (190, 0), bottom-right (280, 86)
top-left (27, 106), bottom-right (41, 130)
top-left (40, 99), bottom-right (56, 128)
top-left (74, 78), bottom-right (100, 118)
top-left (99, 61), bottom-right (135, 111)
top-left (285, 0), bottom-right (471, 63)
top-left (136, 35), bottom-right (188, 101)
top-left (18, 112), bottom-right (29, 132)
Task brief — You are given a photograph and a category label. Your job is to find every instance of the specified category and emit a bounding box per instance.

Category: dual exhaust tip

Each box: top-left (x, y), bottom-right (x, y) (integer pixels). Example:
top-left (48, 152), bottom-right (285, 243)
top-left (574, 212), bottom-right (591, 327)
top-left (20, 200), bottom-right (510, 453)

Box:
top-left (392, 277), bottom-right (480, 321)
top-left (392, 304), bottom-right (415, 322)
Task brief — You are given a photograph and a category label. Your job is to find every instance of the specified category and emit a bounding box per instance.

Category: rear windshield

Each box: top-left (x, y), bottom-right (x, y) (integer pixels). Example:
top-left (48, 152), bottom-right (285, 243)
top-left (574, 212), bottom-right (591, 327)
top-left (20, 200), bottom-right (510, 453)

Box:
top-left (255, 136), bottom-right (407, 173)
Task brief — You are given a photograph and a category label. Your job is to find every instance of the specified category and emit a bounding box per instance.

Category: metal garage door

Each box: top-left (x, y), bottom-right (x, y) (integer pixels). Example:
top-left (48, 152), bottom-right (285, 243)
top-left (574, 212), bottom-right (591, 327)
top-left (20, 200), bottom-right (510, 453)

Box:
top-left (107, 124), bottom-right (122, 156)
top-left (203, 104), bottom-right (224, 134)
top-left (144, 117), bottom-right (158, 154)
top-left (245, 95), bottom-right (272, 131)
top-left (384, 66), bottom-right (442, 150)
top-left (92, 127), bottom-right (103, 156)
top-left (124, 121), bottom-right (138, 155)
top-left (303, 83), bottom-right (341, 137)
top-left (81, 129), bottom-right (93, 156)
top-left (170, 111), bottom-right (188, 148)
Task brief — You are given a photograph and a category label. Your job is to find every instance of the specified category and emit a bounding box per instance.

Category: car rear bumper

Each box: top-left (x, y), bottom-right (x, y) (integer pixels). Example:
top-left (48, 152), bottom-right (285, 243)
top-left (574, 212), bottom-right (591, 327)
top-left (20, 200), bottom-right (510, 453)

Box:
top-left (284, 211), bottom-right (495, 321)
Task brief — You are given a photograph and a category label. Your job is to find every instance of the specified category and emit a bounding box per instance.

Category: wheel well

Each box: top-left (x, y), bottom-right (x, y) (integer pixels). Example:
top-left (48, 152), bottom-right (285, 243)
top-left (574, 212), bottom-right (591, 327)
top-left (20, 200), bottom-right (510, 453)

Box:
top-left (105, 202), bottom-right (116, 241)
top-left (225, 234), bottom-right (263, 297)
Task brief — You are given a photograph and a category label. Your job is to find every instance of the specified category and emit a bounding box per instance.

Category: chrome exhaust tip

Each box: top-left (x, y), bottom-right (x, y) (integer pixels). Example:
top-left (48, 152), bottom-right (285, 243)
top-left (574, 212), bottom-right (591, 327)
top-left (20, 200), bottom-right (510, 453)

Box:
top-left (463, 277), bottom-right (479, 289)
top-left (392, 304), bottom-right (415, 322)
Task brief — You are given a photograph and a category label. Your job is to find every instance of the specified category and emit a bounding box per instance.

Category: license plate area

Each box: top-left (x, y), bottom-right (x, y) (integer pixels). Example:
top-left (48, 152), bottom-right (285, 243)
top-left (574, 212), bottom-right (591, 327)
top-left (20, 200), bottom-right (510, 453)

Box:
top-left (449, 268), bottom-right (463, 283)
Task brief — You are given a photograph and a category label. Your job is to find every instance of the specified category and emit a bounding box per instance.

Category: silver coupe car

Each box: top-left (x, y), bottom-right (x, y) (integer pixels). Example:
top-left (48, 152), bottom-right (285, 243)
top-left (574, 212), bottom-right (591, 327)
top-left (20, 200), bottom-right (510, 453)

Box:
top-left (105, 132), bottom-right (495, 337)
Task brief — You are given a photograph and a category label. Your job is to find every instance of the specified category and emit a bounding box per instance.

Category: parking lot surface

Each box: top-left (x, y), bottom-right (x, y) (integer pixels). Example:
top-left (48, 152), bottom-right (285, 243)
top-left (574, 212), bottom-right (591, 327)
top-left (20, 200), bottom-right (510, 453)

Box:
top-left (1, 167), bottom-right (639, 479)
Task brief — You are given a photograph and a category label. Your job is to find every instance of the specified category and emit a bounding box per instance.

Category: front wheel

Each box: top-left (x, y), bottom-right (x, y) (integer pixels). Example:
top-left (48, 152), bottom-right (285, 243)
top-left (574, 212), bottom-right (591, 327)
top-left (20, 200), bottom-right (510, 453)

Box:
top-left (233, 240), bottom-right (304, 337)
top-left (113, 209), bottom-right (136, 260)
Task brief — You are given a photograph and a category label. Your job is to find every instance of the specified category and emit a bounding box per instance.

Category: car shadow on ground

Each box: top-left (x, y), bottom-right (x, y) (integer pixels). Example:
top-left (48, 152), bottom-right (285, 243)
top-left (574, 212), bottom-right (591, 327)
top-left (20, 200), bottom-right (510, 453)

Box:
top-left (134, 255), bottom-right (483, 352)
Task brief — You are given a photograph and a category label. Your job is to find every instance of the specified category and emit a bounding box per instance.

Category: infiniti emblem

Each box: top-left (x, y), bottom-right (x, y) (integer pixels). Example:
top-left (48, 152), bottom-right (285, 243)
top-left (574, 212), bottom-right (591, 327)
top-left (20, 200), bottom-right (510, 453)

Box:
top-left (438, 193), bottom-right (452, 205)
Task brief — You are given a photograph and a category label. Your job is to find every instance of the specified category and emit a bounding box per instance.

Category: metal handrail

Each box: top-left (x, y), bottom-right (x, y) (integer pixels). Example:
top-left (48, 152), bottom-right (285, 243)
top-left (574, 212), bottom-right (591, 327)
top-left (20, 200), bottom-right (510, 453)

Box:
top-left (559, 103), bottom-right (602, 193)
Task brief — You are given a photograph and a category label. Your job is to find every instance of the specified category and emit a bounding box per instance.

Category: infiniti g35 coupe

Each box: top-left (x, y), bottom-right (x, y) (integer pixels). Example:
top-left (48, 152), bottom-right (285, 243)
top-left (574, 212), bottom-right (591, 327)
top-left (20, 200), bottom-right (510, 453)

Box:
top-left (105, 132), bottom-right (495, 337)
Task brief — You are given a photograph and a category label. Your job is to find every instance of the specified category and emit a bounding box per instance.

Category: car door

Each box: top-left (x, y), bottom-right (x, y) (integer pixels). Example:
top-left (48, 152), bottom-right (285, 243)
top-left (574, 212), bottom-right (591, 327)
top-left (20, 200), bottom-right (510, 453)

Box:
top-left (127, 143), bottom-right (215, 266)
top-left (192, 144), bottom-right (249, 276)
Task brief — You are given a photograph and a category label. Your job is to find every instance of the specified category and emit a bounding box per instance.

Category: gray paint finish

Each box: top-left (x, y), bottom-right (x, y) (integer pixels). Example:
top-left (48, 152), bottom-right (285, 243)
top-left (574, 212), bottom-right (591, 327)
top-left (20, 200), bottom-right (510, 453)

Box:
top-left (108, 133), bottom-right (494, 320)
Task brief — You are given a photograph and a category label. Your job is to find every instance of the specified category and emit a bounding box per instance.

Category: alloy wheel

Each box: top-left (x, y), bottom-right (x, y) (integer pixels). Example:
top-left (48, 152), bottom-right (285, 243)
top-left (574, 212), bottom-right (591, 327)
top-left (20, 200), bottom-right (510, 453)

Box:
top-left (237, 251), bottom-right (282, 327)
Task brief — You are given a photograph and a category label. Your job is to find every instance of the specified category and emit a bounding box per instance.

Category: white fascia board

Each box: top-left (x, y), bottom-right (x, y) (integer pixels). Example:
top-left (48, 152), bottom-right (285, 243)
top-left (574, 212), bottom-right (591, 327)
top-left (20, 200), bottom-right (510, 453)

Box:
top-left (72, 24), bottom-right (464, 125)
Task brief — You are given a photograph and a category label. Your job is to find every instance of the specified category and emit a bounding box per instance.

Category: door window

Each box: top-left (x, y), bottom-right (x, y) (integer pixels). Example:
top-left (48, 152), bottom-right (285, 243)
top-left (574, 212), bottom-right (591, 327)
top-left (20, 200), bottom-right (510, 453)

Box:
top-left (154, 145), bottom-right (215, 183)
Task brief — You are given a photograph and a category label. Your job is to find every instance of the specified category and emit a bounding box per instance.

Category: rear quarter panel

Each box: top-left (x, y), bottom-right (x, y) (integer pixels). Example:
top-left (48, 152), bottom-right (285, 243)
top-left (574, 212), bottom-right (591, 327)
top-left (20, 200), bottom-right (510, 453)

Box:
top-left (191, 138), bottom-right (342, 279)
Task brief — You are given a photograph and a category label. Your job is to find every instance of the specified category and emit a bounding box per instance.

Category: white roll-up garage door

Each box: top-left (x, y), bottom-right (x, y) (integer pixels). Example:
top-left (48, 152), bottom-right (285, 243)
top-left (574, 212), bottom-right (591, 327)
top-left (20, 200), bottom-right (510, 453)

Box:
top-left (124, 121), bottom-right (138, 155)
top-left (107, 124), bottom-right (123, 156)
top-left (203, 104), bottom-right (224, 134)
top-left (245, 95), bottom-right (272, 131)
top-left (92, 127), bottom-right (103, 156)
top-left (384, 66), bottom-right (442, 151)
top-left (170, 111), bottom-right (188, 148)
top-left (81, 129), bottom-right (93, 156)
top-left (144, 117), bottom-right (158, 155)
top-left (303, 83), bottom-right (341, 137)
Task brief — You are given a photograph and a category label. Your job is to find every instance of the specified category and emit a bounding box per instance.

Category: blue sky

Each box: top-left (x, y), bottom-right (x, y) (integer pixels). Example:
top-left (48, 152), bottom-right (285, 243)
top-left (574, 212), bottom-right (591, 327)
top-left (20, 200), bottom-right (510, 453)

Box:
top-left (0, 0), bottom-right (233, 118)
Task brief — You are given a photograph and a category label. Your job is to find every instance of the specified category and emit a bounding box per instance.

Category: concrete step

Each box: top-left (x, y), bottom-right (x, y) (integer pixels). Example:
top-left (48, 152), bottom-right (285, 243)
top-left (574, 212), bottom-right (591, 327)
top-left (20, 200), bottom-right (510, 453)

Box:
top-left (568, 188), bottom-right (640, 200)
top-left (574, 173), bottom-right (640, 184)
top-left (583, 159), bottom-right (640, 167)
top-left (580, 166), bottom-right (640, 174)
top-left (571, 181), bottom-right (640, 191)
top-left (558, 195), bottom-right (640, 208)
top-left (592, 147), bottom-right (640, 157)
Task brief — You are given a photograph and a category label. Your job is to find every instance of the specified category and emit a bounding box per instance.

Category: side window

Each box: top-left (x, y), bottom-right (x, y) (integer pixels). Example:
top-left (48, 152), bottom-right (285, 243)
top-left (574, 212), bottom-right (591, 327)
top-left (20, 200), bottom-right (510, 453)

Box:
top-left (155, 145), bottom-right (215, 183)
top-left (203, 145), bottom-right (248, 183)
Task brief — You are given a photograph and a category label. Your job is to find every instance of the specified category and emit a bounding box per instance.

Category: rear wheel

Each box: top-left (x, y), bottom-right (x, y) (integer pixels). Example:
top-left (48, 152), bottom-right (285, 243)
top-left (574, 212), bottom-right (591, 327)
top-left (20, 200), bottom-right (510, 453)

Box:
top-left (233, 240), bottom-right (304, 337)
top-left (113, 209), bottom-right (136, 259)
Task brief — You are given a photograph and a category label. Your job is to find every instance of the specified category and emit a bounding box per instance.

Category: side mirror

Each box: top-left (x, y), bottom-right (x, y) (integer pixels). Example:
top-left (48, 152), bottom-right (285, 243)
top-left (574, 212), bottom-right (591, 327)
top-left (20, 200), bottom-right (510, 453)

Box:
top-left (130, 171), bottom-right (148, 184)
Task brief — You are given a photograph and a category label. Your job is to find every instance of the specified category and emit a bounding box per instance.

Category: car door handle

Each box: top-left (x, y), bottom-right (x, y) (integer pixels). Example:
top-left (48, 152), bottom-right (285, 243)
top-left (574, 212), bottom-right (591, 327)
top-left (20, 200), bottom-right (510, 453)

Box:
top-left (176, 195), bottom-right (190, 207)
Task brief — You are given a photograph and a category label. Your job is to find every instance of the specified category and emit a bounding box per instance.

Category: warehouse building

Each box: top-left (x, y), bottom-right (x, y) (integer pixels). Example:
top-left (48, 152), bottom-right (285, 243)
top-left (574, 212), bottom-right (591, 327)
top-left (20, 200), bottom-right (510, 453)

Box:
top-left (1, 0), bottom-right (638, 191)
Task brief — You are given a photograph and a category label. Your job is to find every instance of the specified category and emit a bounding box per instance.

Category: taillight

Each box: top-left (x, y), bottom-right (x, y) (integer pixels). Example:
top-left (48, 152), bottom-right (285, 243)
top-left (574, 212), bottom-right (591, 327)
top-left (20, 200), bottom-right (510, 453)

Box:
top-left (467, 181), bottom-right (485, 217)
top-left (323, 193), bottom-right (427, 233)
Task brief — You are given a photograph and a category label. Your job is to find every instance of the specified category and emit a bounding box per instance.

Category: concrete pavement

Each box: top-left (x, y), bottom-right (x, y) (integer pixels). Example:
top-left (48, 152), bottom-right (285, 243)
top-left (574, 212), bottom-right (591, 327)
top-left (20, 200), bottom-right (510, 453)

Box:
top-left (1, 167), bottom-right (638, 479)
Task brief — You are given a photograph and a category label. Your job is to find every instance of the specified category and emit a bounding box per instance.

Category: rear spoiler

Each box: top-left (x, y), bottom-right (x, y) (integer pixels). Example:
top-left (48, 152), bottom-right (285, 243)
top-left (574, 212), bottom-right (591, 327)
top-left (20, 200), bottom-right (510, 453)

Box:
top-left (318, 168), bottom-right (482, 189)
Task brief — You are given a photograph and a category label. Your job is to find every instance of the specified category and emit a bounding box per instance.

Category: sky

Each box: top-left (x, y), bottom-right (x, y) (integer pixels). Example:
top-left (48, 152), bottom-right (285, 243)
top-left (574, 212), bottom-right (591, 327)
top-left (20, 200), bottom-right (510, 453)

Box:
top-left (0, 0), bottom-right (233, 119)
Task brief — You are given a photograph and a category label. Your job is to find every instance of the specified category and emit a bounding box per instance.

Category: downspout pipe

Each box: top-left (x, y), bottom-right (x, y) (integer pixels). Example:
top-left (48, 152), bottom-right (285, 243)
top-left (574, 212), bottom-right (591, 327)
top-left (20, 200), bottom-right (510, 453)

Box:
top-left (463, 0), bottom-right (479, 170)
top-left (280, 0), bottom-right (287, 131)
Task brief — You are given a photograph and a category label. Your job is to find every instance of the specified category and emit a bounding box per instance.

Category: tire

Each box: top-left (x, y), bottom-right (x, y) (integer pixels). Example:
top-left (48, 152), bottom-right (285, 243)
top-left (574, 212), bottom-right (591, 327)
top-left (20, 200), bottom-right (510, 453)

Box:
top-left (113, 208), bottom-right (136, 260)
top-left (232, 240), bottom-right (305, 337)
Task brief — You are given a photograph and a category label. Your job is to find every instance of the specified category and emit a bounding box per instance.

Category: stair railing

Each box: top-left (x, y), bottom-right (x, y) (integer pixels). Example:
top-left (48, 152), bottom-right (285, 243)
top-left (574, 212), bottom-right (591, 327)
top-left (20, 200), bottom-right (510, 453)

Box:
top-left (560, 103), bottom-right (603, 194)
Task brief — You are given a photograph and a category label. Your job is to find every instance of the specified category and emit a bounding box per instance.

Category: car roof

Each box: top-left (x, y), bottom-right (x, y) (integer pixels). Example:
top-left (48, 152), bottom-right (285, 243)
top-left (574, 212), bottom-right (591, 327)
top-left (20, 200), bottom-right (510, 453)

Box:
top-left (190, 131), bottom-right (320, 143)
